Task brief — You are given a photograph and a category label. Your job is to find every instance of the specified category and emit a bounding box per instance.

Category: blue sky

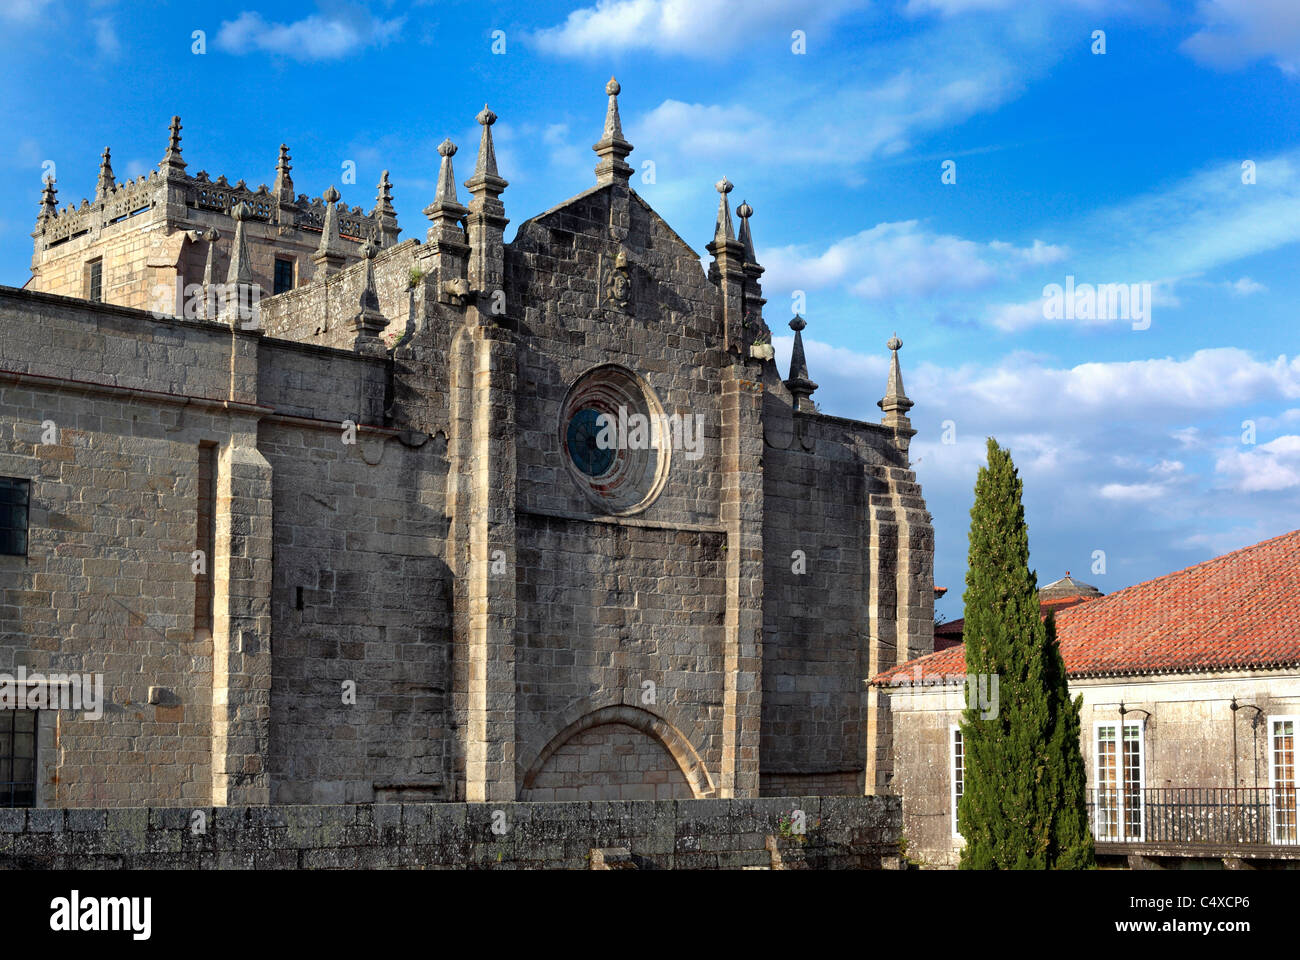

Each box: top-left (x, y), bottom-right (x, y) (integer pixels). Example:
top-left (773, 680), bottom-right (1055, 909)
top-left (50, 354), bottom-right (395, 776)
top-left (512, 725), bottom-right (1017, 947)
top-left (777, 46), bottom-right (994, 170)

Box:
top-left (2, 0), bottom-right (1298, 618)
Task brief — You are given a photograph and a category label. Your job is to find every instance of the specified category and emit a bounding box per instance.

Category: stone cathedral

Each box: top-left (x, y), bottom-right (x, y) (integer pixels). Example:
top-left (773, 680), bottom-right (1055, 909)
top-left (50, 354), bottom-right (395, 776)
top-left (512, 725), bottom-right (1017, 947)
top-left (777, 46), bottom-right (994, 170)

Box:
top-left (1, 79), bottom-right (934, 808)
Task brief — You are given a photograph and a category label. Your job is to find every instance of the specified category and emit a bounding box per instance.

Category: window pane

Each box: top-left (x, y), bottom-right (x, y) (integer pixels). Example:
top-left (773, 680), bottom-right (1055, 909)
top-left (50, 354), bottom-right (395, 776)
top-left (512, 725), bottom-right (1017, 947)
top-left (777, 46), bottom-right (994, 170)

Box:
top-left (1275, 720), bottom-right (1296, 844)
top-left (0, 710), bottom-right (36, 808)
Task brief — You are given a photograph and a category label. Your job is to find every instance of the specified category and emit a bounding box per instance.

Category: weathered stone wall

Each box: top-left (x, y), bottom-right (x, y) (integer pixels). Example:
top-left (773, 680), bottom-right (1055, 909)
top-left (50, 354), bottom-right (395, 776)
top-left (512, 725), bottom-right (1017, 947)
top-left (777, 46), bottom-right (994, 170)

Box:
top-left (0, 796), bottom-right (901, 870)
top-left (0, 287), bottom-right (450, 807)
top-left (514, 514), bottom-right (726, 796)
top-left (260, 419), bottom-right (452, 804)
top-left (759, 406), bottom-right (931, 796)
top-left (259, 240), bottom-right (420, 349)
top-left (256, 339), bottom-right (388, 426)
top-left (883, 670), bottom-right (1300, 867)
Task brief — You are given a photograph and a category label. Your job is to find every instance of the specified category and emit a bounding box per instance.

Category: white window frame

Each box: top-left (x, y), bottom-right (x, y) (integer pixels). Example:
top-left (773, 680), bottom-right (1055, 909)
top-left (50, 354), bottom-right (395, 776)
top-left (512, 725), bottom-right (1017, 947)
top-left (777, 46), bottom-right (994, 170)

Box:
top-left (1269, 715), bottom-right (1298, 845)
top-left (950, 724), bottom-right (963, 839)
top-left (1094, 718), bottom-right (1145, 842)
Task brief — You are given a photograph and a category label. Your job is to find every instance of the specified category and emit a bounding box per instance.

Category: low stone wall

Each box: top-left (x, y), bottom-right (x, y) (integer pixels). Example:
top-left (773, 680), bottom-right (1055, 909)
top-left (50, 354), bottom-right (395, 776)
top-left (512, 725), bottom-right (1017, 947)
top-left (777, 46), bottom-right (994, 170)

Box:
top-left (0, 796), bottom-right (900, 870)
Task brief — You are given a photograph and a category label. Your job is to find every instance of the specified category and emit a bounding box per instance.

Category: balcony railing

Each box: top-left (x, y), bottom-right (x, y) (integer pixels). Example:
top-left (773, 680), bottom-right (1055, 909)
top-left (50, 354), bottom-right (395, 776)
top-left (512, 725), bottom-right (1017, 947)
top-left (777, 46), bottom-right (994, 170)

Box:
top-left (1087, 787), bottom-right (1298, 847)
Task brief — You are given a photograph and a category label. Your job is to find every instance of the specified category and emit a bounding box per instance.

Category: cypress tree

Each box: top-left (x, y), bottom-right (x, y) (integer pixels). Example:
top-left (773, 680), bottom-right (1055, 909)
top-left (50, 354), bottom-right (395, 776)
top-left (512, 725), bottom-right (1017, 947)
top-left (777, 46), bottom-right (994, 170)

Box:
top-left (957, 438), bottom-right (1094, 869)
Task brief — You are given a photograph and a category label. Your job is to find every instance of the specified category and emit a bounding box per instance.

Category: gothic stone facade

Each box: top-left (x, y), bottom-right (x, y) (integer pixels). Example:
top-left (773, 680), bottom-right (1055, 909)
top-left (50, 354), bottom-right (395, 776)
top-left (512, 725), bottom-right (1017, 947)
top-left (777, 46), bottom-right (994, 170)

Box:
top-left (3, 82), bottom-right (934, 807)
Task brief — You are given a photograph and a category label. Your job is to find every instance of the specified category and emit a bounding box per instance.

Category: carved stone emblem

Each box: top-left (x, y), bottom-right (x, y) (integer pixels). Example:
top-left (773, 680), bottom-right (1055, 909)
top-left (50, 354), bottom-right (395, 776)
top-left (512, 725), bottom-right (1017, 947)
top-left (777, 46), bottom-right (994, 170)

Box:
top-left (604, 249), bottom-right (631, 313)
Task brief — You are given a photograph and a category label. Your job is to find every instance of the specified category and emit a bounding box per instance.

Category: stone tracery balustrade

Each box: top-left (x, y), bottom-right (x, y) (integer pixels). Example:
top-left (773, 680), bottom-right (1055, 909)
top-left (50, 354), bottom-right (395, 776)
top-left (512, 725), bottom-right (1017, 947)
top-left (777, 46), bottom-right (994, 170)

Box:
top-left (35, 166), bottom-right (385, 245)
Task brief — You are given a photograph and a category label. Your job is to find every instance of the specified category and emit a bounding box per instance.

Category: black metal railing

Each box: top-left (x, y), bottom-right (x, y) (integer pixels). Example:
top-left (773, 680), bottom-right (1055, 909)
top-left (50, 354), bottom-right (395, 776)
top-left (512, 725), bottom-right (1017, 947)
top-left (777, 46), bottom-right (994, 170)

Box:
top-left (1086, 787), bottom-right (1299, 846)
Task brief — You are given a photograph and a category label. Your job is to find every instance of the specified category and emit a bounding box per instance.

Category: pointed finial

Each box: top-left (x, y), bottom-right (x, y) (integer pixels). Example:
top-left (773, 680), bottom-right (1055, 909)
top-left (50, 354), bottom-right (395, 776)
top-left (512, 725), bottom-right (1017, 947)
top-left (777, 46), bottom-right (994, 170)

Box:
top-left (375, 170), bottom-right (395, 213)
top-left (467, 106), bottom-right (507, 193)
top-left (96, 147), bottom-right (115, 200)
top-left (435, 139), bottom-right (459, 203)
top-left (879, 331), bottom-right (914, 427)
top-left (594, 77), bottom-right (634, 185)
top-left (470, 105), bottom-right (502, 181)
top-left (314, 186), bottom-right (347, 275)
top-left (784, 314), bottom-right (818, 412)
top-left (201, 227), bottom-right (220, 318)
top-left (354, 236), bottom-right (386, 349)
top-left (426, 138), bottom-right (468, 243)
top-left (736, 199), bottom-right (757, 262)
top-left (222, 203), bottom-right (259, 323)
top-left (713, 177), bottom-right (735, 242)
top-left (158, 115), bottom-right (186, 174)
top-left (38, 175), bottom-right (58, 220)
top-left (274, 143), bottom-right (295, 203)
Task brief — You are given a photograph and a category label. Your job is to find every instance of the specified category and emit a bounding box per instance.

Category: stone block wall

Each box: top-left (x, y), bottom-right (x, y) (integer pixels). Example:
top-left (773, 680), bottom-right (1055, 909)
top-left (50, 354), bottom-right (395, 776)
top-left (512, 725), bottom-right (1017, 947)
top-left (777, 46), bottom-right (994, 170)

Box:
top-left (759, 410), bottom-right (928, 796)
top-left (261, 419), bottom-right (452, 804)
top-left (514, 514), bottom-right (726, 795)
top-left (0, 796), bottom-right (901, 870)
top-left (259, 241), bottom-right (420, 349)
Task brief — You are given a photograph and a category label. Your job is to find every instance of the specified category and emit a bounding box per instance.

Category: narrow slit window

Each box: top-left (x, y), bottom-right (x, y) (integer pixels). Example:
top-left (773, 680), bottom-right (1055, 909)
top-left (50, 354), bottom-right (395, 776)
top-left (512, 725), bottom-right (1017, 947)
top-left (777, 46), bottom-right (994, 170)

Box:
top-left (194, 443), bottom-right (217, 635)
top-left (951, 725), bottom-right (964, 838)
top-left (0, 710), bottom-right (37, 807)
top-left (0, 477), bottom-right (30, 556)
top-left (87, 258), bottom-right (103, 302)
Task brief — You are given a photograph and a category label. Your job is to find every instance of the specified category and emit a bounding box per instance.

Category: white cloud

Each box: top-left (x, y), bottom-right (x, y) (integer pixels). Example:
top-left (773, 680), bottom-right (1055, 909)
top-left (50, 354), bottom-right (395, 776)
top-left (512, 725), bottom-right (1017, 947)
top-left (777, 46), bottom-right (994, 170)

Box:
top-left (1086, 151), bottom-right (1300, 281)
top-left (0, 0), bottom-right (56, 23)
top-left (776, 334), bottom-right (1300, 611)
top-left (760, 221), bottom-right (1066, 301)
top-left (532, 0), bottom-right (867, 57)
top-left (1182, 0), bottom-right (1300, 75)
top-left (1227, 276), bottom-right (1267, 295)
top-left (1099, 481), bottom-right (1166, 501)
top-left (216, 10), bottom-right (405, 61)
top-left (92, 17), bottom-right (120, 58)
top-left (1215, 434), bottom-right (1300, 492)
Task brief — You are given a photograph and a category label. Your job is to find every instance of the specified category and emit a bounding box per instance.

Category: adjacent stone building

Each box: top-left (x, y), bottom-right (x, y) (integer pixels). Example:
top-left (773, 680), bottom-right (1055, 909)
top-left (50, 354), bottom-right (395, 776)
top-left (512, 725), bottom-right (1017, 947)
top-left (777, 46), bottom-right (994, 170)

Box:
top-left (874, 530), bottom-right (1300, 868)
top-left (1, 79), bottom-right (935, 810)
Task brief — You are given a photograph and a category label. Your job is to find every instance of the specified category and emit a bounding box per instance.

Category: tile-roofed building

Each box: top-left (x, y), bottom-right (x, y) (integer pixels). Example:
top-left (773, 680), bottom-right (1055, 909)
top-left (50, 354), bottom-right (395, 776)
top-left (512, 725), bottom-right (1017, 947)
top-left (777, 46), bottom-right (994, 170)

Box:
top-left (870, 530), bottom-right (1300, 868)
top-left (926, 571), bottom-right (1102, 654)
top-left (876, 530), bottom-right (1300, 685)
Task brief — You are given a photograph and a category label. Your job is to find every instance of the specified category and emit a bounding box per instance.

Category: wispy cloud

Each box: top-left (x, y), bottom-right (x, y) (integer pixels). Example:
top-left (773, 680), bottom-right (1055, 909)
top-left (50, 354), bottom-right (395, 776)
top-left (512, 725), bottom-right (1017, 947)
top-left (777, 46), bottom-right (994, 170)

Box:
top-left (761, 221), bottom-right (1066, 300)
top-left (531, 0), bottom-right (867, 58)
top-left (92, 17), bottom-right (120, 59)
top-left (1182, 0), bottom-right (1300, 75)
top-left (216, 8), bottom-right (405, 61)
top-left (0, 0), bottom-right (56, 23)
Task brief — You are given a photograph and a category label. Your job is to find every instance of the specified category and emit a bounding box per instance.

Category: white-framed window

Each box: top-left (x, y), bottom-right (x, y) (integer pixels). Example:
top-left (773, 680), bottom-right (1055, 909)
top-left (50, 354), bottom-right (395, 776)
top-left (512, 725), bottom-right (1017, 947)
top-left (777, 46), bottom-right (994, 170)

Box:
top-left (950, 724), bottom-right (964, 839)
top-left (1270, 716), bottom-right (1297, 845)
top-left (1094, 719), bottom-right (1145, 842)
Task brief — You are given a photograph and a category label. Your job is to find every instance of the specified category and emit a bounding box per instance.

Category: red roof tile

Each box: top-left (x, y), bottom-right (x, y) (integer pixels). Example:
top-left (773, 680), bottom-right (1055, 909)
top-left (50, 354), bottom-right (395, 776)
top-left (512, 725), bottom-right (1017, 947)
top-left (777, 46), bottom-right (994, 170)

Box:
top-left (874, 529), bottom-right (1300, 684)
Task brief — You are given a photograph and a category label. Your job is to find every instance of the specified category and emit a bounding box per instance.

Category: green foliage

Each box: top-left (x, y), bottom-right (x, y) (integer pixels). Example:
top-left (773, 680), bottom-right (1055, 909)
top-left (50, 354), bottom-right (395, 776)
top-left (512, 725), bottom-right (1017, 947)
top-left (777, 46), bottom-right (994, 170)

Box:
top-left (957, 438), bottom-right (1095, 870)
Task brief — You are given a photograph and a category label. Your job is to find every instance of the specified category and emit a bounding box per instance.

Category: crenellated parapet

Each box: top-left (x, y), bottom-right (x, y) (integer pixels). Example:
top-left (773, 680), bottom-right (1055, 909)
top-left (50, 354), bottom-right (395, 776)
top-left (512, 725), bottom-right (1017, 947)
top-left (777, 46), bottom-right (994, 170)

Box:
top-left (28, 116), bottom-right (400, 312)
